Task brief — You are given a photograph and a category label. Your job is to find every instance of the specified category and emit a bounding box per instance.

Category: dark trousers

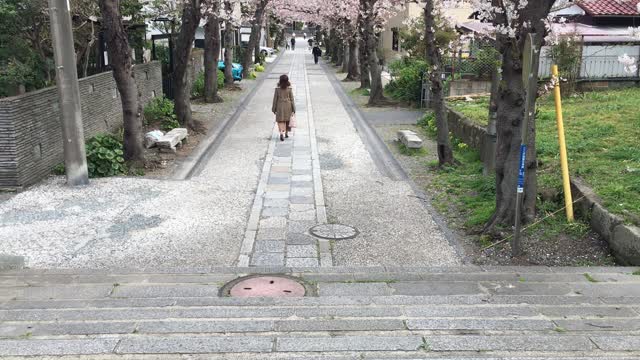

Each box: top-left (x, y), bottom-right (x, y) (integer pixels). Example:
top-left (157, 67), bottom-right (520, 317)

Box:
top-left (314, 55), bottom-right (319, 64)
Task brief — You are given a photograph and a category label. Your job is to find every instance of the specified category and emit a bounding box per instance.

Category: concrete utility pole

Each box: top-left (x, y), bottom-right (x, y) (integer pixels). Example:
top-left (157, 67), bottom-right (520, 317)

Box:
top-left (48, 0), bottom-right (89, 186)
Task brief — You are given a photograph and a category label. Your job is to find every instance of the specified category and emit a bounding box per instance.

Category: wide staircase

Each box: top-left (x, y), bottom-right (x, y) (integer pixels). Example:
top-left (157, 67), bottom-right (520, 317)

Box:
top-left (1, 266), bottom-right (639, 358)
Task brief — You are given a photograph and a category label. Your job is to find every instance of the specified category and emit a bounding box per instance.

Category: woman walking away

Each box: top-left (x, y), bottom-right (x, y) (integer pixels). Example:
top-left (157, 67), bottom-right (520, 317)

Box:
top-left (272, 75), bottom-right (295, 141)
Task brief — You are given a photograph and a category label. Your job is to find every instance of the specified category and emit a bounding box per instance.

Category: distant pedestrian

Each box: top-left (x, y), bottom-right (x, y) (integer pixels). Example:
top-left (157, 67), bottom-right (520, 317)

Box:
top-left (307, 38), bottom-right (313, 50)
top-left (303, 33), bottom-right (307, 40)
top-left (312, 44), bottom-right (322, 64)
top-left (290, 37), bottom-right (296, 51)
top-left (272, 75), bottom-right (296, 141)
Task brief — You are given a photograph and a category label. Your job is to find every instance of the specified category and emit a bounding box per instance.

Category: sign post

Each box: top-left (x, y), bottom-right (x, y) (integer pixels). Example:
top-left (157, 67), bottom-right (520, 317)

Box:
top-left (512, 33), bottom-right (541, 256)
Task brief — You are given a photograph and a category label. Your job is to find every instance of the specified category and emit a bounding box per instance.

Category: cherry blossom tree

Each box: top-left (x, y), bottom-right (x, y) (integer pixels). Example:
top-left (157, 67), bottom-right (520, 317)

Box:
top-left (471, 0), bottom-right (557, 232)
top-left (173, 0), bottom-right (203, 129)
top-left (204, 0), bottom-right (223, 103)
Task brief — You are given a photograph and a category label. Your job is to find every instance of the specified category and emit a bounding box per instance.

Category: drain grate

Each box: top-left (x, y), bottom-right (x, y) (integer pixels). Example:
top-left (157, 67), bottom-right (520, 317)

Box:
top-left (224, 275), bottom-right (306, 297)
top-left (309, 224), bottom-right (359, 240)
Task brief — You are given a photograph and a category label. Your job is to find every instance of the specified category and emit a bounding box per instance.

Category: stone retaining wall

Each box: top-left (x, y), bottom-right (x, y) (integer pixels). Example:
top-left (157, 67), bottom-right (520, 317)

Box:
top-left (0, 62), bottom-right (162, 190)
top-left (445, 106), bottom-right (640, 265)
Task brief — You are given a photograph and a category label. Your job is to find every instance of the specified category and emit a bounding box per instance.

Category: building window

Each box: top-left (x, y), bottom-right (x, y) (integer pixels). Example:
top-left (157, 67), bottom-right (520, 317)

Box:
top-left (392, 28), bottom-right (399, 52)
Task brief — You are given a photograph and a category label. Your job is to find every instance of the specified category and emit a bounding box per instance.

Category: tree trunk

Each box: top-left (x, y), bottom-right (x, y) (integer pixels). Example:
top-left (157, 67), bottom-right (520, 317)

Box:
top-left (341, 43), bottom-right (349, 73)
top-left (204, 12), bottom-right (223, 103)
top-left (330, 29), bottom-right (339, 64)
top-left (358, 13), bottom-right (370, 89)
top-left (345, 37), bottom-right (360, 81)
top-left (242, 0), bottom-right (267, 77)
top-left (335, 41), bottom-right (343, 67)
top-left (484, 0), bottom-right (555, 232)
top-left (98, 0), bottom-right (144, 163)
top-left (424, 0), bottom-right (454, 165)
top-left (173, 0), bottom-right (202, 129)
top-left (224, 20), bottom-right (235, 85)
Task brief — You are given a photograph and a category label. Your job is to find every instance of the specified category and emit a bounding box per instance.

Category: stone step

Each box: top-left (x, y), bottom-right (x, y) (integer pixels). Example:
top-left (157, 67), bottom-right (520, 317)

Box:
top-left (1, 266), bottom-right (639, 357)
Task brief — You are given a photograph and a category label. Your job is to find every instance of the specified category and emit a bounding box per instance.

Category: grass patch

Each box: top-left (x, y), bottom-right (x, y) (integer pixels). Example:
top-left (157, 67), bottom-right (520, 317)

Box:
top-left (398, 142), bottom-right (427, 156)
top-left (553, 326), bottom-right (568, 333)
top-left (632, 269), bottom-right (640, 276)
top-left (448, 88), bottom-right (640, 223)
top-left (350, 88), bottom-right (370, 97)
top-left (583, 273), bottom-right (598, 283)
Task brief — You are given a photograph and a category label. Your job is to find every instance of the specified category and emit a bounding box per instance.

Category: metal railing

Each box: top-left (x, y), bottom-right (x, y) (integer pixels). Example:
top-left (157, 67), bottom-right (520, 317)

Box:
top-left (540, 55), bottom-right (640, 80)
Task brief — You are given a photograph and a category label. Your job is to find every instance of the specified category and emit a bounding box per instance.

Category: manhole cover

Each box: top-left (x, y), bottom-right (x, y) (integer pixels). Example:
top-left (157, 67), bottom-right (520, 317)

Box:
top-left (309, 224), bottom-right (359, 240)
top-left (225, 275), bottom-right (306, 297)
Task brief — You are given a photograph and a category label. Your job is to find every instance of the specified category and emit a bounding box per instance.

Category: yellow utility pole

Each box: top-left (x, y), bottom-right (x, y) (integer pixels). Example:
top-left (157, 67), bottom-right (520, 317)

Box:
top-left (552, 65), bottom-right (574, 222)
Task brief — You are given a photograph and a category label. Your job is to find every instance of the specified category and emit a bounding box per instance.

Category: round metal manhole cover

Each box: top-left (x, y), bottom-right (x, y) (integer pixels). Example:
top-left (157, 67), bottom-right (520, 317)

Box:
top-left (309, 224), bottom-right (359, 240)
top-left (225, 275), bottom-right (306, 297)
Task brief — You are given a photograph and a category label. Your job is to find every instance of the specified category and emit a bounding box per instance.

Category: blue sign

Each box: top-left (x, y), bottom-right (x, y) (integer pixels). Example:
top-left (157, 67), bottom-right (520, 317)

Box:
top-left (517, 144), bottom-right (527, 193)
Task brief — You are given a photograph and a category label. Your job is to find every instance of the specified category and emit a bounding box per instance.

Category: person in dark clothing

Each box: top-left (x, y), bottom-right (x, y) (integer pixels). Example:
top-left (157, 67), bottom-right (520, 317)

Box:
top-left (290, 37), bottom-right (296, 50)
top-left (307, 38), bottom-right (313, 49)
top-left (312, 44), bottom-right (322, 64)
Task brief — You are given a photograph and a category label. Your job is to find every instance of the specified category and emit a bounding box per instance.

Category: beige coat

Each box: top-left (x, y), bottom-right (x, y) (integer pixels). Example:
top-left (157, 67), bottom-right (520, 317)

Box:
top-left (272, 87), bottom-right (295, 123)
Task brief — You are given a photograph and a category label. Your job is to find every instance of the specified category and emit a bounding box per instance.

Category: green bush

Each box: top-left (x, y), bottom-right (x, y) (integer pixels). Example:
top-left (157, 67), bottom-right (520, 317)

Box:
top-left (85, 134), bottom-right (126, 178)
top-left (192, 71), bottom-right (205, 98)
top-left (385, 58), bottom-right (429, 103)
top-left (192, 70), bottom-right (225, 98)
top-left (144, 96), bottom-right (179, 131)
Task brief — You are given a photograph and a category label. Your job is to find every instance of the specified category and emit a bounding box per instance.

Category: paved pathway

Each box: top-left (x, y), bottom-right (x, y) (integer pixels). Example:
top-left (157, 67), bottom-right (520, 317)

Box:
top-left (237, 50), bottom-right (332, 267)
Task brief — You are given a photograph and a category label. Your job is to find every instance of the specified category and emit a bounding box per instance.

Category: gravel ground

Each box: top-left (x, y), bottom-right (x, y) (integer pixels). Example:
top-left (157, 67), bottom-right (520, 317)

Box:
top-left (0, 60), bottom-right (278, 269)
top-left (313, 64), bottom-right (461, 267)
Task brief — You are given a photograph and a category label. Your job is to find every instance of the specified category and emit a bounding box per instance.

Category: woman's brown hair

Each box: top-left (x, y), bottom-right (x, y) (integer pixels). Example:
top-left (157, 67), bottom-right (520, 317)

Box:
top-left (278, 74), bottom-right (291, 89)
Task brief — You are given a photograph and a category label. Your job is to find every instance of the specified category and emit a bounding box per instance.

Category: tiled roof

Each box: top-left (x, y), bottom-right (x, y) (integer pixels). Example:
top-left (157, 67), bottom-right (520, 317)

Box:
top-left (577, 0), bottom-right (640, 16)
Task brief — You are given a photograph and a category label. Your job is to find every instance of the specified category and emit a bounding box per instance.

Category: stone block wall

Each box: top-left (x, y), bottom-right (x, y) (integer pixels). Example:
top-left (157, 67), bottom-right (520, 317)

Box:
top-left (0, 61), bottom-right (162, 189)
top-left (444, 106), bottom-right (640, 265)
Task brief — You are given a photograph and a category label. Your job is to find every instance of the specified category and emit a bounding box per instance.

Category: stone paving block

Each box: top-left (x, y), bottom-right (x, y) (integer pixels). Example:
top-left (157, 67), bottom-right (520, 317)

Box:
top-left (18, 285), bottom-right (113, 300)
top-left (250, 252), bottom-right (285, 266)
top-left (264, 191), bottom-right (290, 200)
top-left (407, 318), bottom-right (554, 331)
top-left (276, 336), bottom-right (423, 352)
top-left (591, 335), bottom-right (640, 350)
top-left (294, 306), bottom-right (403, 318)
top-left (318, 283), bottom-right (393, 296)
top-left (136, 320), bottom-right (275, 333)
top-left (288, 220), bottom-right (316, 233)
top-left (292, 169), bottom-right (312, 175)
top-left (117, 335), bottom-right (274, 354)
top-left (291, 187), bottom-right (313, 197)
top-left (286, 233), bottom-right (316, 245)
top-left (263, 199), bottom-right (289, 208)
top-left (555, 319), bottom-right (640, 331)
top-left (291, 181), bottom-right (313, 188)
top-left (270, 166), bottom-right (291, 174)
top-left (267, 177), bottom-right (290, 185)
top-left (113, 285), bottom-right (219, 298)
top-left (390, 282), bottom-right (484, 296)
top-left (482, 282), bottom-right (581, 296)
top-left (254, 241), bottom-right (286, 253)
top-left (261, 207), bottom-right (289, 218)
top-left (290, 196), bottom-right (314, 204)
top-left (318, 240), bottom-right (331, 253)
top-left (404, 305), bottom-right (538, 318)
top-left (0, 339), bottom-right (119, 356)
top-left (266, 184), bottom-right (290, 191)
top-left (536, 305), bottom-right (637, 318)
top-left (275, 319), bottom-right (405, 332)
top-left (286, 258), bottom-right (319, 267)
top-left (256, 227), bottom-right (286, 240)
top-left (426, 335), bottom-right (594, 351)
top-left (291, 175), bottom-right (313, 182)
top-left (21, 321), bottom-right (136, 336)
top-left (259, 217), bottom-right (287, 229)
top-left (290, 204), bottom-right (315, 212)
top-left (287, 245), bottom-right (317, 258)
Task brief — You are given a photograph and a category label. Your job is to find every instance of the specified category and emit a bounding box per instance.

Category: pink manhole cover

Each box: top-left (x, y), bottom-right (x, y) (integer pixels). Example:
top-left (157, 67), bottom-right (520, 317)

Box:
top-left (228, 276), bottom-right (306, 297)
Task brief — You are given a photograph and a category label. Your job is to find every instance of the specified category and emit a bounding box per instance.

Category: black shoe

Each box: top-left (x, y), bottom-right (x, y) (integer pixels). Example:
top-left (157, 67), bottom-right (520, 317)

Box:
top-left (285, 132), bottom-right (289, 138)
top-left (280, 134), bottom-right (284, 141)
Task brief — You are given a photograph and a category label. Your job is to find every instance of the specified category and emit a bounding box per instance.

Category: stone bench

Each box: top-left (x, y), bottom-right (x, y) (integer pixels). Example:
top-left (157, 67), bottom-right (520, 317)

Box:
top-left (397, 130), bottom-right (423, 149)
top-left (157, 128), bottom-right (188, 153)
